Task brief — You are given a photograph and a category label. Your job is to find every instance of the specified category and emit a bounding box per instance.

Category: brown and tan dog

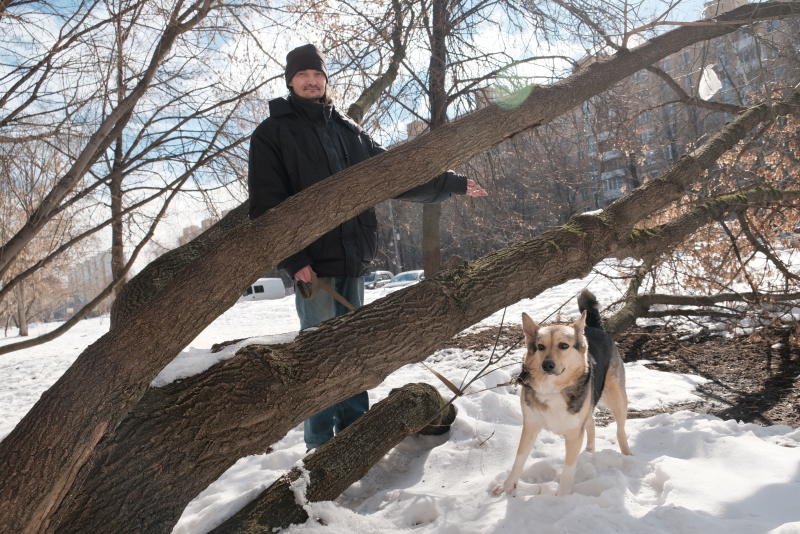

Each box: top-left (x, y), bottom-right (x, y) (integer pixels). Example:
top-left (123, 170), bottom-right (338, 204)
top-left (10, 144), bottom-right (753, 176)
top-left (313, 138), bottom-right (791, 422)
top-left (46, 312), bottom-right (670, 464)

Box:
top-left (493, 289), bottom-right (632, 497)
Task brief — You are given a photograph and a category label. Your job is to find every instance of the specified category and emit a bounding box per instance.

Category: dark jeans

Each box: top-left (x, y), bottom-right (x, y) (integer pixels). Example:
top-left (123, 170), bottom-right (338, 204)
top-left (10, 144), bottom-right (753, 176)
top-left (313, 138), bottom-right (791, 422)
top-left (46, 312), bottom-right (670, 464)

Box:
top-left (296, 276), bottom-right (368, 449)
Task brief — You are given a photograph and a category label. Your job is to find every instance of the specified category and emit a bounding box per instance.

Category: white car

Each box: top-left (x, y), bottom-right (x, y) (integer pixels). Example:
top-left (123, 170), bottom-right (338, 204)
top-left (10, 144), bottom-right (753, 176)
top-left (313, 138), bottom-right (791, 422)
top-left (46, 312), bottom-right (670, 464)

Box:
top-left (382, 270), bottom-right (425, 292)
top-left (239, 278), bottom-right (286, 301)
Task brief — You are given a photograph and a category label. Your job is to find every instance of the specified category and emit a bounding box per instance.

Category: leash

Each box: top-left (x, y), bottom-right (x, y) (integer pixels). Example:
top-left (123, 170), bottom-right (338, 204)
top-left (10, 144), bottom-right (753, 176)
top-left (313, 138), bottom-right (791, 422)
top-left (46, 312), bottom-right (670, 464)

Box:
top-left (296, 278), bottom-right (357, 312)
top-left (420, 362), bottom-right (462, 396)
top-left (421, 274), bottom-right (606, 397)
top-left (295, 276), bottom-right (467, 395)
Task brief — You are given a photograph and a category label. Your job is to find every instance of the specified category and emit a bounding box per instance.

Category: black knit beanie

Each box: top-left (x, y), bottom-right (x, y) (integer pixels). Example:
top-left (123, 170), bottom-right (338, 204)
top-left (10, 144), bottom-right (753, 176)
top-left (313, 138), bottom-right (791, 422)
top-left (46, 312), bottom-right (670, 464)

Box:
top-left (285, 44), bottom-right (328, 87)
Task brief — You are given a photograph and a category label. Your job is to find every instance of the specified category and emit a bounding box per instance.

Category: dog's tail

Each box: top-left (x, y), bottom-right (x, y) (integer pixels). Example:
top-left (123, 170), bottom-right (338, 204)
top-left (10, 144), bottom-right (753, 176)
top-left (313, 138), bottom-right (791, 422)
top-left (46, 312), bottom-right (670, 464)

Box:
top-left (577, 288), bottom-right (603, 329)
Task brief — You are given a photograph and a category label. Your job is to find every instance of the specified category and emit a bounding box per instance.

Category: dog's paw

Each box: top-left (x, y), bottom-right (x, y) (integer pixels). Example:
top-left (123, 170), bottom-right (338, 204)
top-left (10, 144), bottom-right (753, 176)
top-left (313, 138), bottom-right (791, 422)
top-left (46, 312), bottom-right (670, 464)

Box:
top-left (491, 479), bottom-right (517, 496)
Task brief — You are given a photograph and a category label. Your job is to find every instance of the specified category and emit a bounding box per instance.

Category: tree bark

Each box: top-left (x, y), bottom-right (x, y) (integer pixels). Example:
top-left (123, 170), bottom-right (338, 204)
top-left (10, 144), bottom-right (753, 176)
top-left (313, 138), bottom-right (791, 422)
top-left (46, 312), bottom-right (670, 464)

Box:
top-left (210, 383), bottom-right (454, 534)
top-left (108, 14), bottom-right (126, 298)
top-left (110, 168), bottom-right (126, 298)
top-left (422, 0), bottom-right (449, 277)
top-left (0, 0), bottom-right (12, 19)
top-left (109, 203), bottom-right (250, 326)
top-left (110, 20), bottom-right (128, 298)
top-left (422, 203), bottom-right (442, 275)
top-left (1, 5), bottom-right (798, 532)
top-left (14, 282), bottom-right (27, 337)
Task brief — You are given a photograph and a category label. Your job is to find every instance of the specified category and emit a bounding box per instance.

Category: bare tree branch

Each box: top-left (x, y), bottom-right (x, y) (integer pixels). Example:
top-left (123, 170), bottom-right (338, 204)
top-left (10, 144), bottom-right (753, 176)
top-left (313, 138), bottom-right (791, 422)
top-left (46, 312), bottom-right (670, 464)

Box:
top-left (646, 65), bottom-right (745, 114)
top-left (736, 210), bottom-right (800, 284)
top-left (0, 0), bottom-right (220, 281)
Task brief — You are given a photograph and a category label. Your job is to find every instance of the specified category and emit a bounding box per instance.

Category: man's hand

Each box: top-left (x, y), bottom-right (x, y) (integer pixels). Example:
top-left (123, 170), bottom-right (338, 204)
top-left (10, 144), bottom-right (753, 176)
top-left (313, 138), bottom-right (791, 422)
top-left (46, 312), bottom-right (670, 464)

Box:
top-left (294, 265), bottom-right (316, 283)
top-left (466, 178), bottom-right (488, 197)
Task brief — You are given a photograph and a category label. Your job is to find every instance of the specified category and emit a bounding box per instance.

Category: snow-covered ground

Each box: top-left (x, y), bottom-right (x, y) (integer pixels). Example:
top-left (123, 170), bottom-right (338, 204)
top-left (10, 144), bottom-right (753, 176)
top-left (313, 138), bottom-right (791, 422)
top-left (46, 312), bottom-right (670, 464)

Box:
top-left (2, 268), bottom-right (799, 533)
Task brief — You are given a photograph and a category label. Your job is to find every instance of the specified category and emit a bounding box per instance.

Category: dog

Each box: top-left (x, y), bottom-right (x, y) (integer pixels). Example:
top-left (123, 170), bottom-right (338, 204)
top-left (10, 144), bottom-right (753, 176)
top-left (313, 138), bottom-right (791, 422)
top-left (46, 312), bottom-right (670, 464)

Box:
top-left (493, 289), bottom-right (631, 497)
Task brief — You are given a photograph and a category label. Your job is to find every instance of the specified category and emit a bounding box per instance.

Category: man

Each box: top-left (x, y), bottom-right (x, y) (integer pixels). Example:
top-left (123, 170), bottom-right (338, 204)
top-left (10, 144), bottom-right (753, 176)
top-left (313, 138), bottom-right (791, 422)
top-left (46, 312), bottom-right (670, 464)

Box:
top-left (248, 43), bottom-right (487, 450)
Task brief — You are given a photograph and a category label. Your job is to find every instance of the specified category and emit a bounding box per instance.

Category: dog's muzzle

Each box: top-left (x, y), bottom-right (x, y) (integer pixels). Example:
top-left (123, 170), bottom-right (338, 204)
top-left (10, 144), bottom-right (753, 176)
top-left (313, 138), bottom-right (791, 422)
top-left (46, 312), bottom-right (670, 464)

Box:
top-left (541, 358), bottom-right (564, 375)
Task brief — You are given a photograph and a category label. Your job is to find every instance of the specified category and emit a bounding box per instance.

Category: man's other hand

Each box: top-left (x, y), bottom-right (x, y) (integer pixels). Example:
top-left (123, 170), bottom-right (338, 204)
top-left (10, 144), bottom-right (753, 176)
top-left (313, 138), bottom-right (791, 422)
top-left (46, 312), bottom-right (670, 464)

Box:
top-left (294, 265), bottom-right (316, 283)
top-left (466, 178), bottom-right (488, 197)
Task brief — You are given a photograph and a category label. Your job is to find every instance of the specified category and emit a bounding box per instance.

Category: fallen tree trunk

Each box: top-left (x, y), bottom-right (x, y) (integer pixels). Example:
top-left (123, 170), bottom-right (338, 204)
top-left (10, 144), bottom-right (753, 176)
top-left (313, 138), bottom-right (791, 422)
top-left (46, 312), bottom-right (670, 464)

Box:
top-left (210, 383), bottom-right (454, 534)
top-left (46, 91), bottom-right (800, 533)
top-left (608, 188), bottom-right (800, 334)
top-left (608, 285), bottom-right (800, 334)
top-left (2, 5), bottom-right (799, 532)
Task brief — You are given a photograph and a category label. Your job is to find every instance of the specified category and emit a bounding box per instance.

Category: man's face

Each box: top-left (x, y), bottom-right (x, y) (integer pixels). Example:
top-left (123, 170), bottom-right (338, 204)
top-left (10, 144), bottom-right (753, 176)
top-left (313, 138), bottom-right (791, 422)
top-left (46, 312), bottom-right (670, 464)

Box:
top-left (289, 69), bottom-right (327, 99)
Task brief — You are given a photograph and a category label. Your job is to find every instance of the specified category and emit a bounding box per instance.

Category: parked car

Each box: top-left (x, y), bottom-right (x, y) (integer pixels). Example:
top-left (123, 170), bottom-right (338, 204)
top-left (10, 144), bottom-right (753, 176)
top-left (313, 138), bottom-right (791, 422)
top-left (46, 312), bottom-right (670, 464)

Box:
top-left (382, 270), bottom-right (425, 291)
top-left (239, 278), bottom-right (285, 301)
top-left (365, 270), bottom-right (394, 289)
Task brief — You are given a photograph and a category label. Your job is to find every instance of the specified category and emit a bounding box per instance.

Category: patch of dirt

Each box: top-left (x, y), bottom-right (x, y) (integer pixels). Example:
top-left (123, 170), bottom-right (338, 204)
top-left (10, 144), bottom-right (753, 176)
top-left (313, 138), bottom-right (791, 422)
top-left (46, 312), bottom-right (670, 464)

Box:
top-left (445, 325), bottom-right (525, 352)
top-left (444, 321), bottom-right (800, 428)
top-left (616, 322), bottom-right (800, 428)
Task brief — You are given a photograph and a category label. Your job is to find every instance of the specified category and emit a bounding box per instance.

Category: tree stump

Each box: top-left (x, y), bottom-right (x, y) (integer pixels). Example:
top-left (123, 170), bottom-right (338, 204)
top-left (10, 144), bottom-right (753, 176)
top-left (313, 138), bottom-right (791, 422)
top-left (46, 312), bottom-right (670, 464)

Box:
top-left (210, 383), bottom-right (456, 533)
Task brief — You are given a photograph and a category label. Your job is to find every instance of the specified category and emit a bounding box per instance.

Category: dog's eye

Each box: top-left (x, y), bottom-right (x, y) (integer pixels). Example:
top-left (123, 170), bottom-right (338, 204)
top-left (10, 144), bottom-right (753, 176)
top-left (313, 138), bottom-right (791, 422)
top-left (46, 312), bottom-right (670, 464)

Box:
top-left (558, 342), bottom-right (569, 350)
top-left (537, 344), bottom-right (546, 351)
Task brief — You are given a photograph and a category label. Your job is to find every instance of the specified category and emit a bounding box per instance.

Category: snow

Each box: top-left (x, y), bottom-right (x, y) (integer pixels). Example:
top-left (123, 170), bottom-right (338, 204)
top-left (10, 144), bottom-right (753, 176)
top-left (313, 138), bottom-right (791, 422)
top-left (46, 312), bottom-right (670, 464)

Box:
top-left (151, 332), bottom-right (298, 387)
top-left (1, 269), bottom-right (799, 533)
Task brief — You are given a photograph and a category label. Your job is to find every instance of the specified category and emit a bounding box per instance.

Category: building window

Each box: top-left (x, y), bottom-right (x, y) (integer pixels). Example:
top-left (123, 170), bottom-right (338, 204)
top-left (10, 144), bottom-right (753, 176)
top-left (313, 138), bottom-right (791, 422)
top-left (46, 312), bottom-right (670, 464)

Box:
top-left (603, 158), bottom-right (627, 172)
top-left (603, 175), bottom-right (626, 192)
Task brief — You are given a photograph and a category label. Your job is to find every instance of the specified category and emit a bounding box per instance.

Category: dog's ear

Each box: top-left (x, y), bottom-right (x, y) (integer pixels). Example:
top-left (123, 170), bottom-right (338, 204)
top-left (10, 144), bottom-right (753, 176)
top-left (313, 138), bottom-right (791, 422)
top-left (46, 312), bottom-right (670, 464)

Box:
top-left (522, 312), bottom-right (539, 346)
top-left (572, 310), bottom-right (587, 350)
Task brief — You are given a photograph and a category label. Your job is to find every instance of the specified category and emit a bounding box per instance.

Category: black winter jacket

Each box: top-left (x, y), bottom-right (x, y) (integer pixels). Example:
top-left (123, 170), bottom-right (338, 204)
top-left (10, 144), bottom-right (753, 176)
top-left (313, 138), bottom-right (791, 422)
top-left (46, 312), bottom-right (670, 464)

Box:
top-left (248, 96), bottom-right (467, 278)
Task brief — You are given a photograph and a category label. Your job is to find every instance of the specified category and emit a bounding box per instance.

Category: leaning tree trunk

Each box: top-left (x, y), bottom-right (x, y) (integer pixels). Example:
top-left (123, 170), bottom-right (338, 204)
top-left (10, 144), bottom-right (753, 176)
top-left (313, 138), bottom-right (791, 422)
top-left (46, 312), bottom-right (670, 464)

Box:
top-left (211, 383), bottom-right (456, 534)
top-left (1, 5), bottom-right (798, 532)
top-left (47, 89), bottom-right (800, 533)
